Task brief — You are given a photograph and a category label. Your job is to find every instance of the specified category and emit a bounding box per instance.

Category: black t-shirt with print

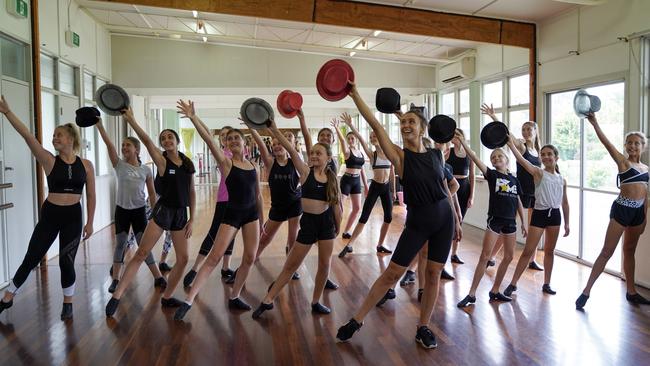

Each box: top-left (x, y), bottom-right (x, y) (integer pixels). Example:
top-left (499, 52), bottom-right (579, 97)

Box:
top-left (485, 168), bottom-right (521, 220)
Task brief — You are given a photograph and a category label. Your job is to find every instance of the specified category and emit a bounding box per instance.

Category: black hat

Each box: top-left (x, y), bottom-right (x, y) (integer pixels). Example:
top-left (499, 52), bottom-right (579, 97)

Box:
top-left (240, 98), bottom-right (274, 130)
top-left (375, 88), bottom-right (401, 113)
top-left (95, 84), bottom-right (130, 116)
top-left (480, 121), bottom-right (509, 149)
top-left (75, 106), bottom-right (100, 127)
top-left (428, 115), bottom-right (456, 143)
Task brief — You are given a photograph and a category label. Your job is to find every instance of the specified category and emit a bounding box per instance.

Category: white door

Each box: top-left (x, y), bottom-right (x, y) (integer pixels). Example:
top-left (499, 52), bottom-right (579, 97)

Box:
top-left (1, 80), bottom-right (37, 275)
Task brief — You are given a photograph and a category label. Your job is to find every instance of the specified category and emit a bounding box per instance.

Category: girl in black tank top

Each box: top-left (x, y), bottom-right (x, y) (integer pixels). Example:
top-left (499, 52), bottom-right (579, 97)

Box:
top-left (106, 108), bottom-right (197, 318)
top-left (173, 100), bottom-right (264, 320)
top-left (252, 120), bottom-right (343, 320)
top-left (334, 83), bottom-right (462, 349)
top-left (1, 97), bottom-right (95, 320)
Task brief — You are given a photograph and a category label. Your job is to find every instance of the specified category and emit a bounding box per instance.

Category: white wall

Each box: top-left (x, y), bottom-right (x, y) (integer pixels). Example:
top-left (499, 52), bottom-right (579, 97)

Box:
top-left (0, 0), bottom-right (31, 43)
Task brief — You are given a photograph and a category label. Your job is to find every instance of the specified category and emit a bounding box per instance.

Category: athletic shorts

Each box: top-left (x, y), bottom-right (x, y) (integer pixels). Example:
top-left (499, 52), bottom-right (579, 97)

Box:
top-left (222, 204), bottom-right (259, 229)
top-left (151, 202), bottom-right (188, 231)
top-left (487, 216), bottom-right (517, 234)
top-left (530, 208), bottom-right (561, 228)
top-left (268, 199), bottom-right (302, 222)
top-left (521, 194), bottom-right (536, 209)
top-left (610, 197), bottom-right (645, 227)
top-left (296, 208), bottom-right (336, 244)
top-left (340, 173), bottom-right (362, 195)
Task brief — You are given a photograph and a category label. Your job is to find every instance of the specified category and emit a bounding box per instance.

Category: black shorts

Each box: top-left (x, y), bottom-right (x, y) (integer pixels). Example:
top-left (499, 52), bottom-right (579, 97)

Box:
top-left (296, 208), bottom-right (336, 244)
top-left (487, 216), bottom-right (517, 234)
top-left (530, 208), bottom-right (561, 228)
top-left (610, 199), bottom-right (645, 227)
top-left (268, 199), bottom-right (302, 222)
top-left (222, 204), bottom-right (259, 229)
top-left (152, 202), bottom-right (188, 231)
top-left (521, 194), bottom-right (536, 209)
top-left (340, 173), bottom-right (362, 195)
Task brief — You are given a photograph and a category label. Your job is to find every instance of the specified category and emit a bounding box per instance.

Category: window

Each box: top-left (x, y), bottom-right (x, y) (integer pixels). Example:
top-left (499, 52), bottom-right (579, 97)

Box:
top-left (441, 92), bottom-right (455, 117)
top-left (509, 74), bottom-right (529, 107)
top-left (41, 91), bottom-right (56, 154)
top-left (40, 54), bottom-right (55, 89)
top-left (83, 72), bottom-right (94, 101)
top-left (58, 62), bottom-right (76, 95)
top-left (1, 36), bottom-right (27, 81)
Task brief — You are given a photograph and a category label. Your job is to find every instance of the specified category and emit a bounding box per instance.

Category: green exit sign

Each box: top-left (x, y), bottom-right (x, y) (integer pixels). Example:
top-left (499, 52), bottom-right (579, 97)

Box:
top-left (65, 30), bottom-right (80, 48)
top-left (6, 0), bottom-right (28, 18)
top-left (72, 32), bottom-right (80, 47)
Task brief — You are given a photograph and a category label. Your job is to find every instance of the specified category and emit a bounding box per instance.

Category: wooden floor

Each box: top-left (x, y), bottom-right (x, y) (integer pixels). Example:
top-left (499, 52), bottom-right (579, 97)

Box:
top-left (1, 184), bottom-right (649, 366)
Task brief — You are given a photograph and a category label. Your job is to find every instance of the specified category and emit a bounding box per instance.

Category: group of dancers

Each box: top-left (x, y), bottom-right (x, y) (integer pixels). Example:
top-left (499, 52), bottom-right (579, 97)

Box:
top-left (0, 79), bottom-right (647, 349)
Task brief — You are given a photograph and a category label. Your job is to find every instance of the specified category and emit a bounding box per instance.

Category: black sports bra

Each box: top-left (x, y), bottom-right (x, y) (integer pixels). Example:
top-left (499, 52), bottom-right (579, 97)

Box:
top-left (345, 150), bottom-right (365, 169)
top-left (301, 168), bottom-right (328, 202)
top-left (47, 156), bottom-right (86, 194)
top-left (617, 167), bottom-right (649, 187)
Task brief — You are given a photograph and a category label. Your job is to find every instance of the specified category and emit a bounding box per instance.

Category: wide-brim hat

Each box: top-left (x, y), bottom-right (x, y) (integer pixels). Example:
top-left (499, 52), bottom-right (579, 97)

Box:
top-left (240, 98), bottom-right (274, 130)
top-left (376, 88), bottom-right (401, 114)
top-left (428, 115), bottom-right (456, 143)
top-left (573, 89), bottom-right (601, 118)
top-left (277, 90), bottom-right (303, 118)
top-left (75, 106), bottom-right (100, 127)
top-left (481, 121), bottom-right (510, 149)
top-left (316, 59), bottom-right (355, 102)
top-left (95, 84), bottom-right (130, 116)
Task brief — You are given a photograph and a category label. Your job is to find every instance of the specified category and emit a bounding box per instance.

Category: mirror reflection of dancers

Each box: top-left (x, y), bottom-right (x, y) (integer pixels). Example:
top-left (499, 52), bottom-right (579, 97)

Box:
top-left (0, 96), bottom-right (95, 320)
top-left (576, 113), bottom-right (649, 309)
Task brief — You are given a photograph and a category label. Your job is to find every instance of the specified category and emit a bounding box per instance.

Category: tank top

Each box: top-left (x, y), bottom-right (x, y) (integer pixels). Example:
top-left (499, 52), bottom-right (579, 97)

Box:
top-left (157, 153), bottom-right (194, 208)
top-left (446, 147), bottom-right (470, 176)
top-left (225, 164), bottom-right (257, 209)
top-left (516, 149), bottom-right (541, 196)
top-left (534, 170), bottom-right (564, 210)
top-left (47, 155), bottom-right (86, 194)
top-left (402, 148), bottom-right (448, 206)
top-left (217, 149), bottom-right (233, 202)
top-left (301, 168), bottom-right (328, 202)
top-left (269, 158), bottom-right (301, 205)
top-left (327, 159), bottom-right (338, 174)
top-left (345, 150), bottom-right (365, 169)
top-left (372, 151), bottom-right (391, 169)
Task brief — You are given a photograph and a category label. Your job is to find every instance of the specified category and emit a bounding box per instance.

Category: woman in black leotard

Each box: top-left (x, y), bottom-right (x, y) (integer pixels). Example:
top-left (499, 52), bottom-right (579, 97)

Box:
top-left (335, 83), bottom-right (462, 349)
top-left (0, 96), bottom-right (95, 320)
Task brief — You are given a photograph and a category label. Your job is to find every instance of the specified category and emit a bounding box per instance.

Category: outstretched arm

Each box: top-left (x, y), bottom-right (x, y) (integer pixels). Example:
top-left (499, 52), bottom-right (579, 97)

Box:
top-left (268, 119), bottom-right (310, 179)
top-left (586, 112), bottom-right (627, 167)
top-left (330, 118), bottom-right (349, 158)
top-left (340, 112), bottom-right (372, 159)
top-left (506, 135), bottom-right (542, 181)
top-left (480, 103), bottom-right (498, 122)
top-left (122, 107), bottom-right (166, 173)
top-left (454, 131), bottom-right (488, 175)
top-left (177, 100), bottom-right (231, 172)
top-left (297, 109), bottom-right (313, 158)
top-left (95, 120), bottom-right (119, 167)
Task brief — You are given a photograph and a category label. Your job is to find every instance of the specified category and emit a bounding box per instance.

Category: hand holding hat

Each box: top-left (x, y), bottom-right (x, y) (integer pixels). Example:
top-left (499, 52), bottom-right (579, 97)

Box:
top-left (75, 106), bottom-right (101, 127)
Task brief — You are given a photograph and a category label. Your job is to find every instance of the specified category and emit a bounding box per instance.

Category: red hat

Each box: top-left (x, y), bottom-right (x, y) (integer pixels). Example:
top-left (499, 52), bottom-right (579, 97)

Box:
top-left (316, 59), bottom-right (355, 102)
top-left (277, 90), bottom-right (303, 118)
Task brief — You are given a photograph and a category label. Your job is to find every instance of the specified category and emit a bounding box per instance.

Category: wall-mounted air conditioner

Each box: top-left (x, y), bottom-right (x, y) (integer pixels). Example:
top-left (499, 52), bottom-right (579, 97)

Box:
top-left (440, 57), bottom-right (475, 84)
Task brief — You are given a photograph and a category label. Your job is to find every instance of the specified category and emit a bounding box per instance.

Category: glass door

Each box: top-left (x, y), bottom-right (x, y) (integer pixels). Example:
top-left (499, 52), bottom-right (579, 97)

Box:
top-left (547, 81), bottom-right (625, 272)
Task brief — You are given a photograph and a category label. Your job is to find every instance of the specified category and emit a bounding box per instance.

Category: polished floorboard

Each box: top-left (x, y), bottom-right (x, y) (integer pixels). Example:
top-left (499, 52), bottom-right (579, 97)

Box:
top-left (0, 184), bottom-right (649, 366)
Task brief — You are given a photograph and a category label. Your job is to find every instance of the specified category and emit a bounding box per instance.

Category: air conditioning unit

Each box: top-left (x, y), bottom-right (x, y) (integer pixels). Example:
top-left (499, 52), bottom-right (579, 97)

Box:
top-left (440, 57), bottom-right (475, 84)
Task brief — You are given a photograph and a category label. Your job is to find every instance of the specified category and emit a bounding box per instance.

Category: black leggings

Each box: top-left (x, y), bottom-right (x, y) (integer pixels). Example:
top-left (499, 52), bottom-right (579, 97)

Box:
top-left (358, 180), bottom-right (393, 224)
top-left (199, 202), bottom-right (235, 256)
top-left (8, 201), bottom-right (82, 296)
top-left (456, 177), bottom-right (470, 218)
top-left (114, 205), bottom-right (155, 266)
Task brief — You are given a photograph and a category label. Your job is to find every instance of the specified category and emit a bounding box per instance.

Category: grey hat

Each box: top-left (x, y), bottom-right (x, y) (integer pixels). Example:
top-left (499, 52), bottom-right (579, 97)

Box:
top-left (240, 98), bottom-right (274, 130)
top-left (95, 84), bottom-right (130, 116)
top-left (573, 89), bottom-right (601, 118)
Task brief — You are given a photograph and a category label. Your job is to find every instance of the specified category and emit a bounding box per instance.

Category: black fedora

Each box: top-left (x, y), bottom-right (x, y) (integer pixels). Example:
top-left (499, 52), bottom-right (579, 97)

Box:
top-left (480, 121), bottom-right (509, 149)
top-left (95, 84), bottom-right (130, 116)
top-left (428, 115), bottom-right (456, 143)
top-left (240, 98), bottom-right (274, 130)
top-left (75, 106), bottom-right (100, 127)
top-left (375, 88), bottom-right (401, 113)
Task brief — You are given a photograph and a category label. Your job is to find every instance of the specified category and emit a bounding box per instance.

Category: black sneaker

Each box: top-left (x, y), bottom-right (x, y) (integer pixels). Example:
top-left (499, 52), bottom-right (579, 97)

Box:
top-left (225, 269), bottom-right (238, 285)
top-left (338, 245), bottom-right (353, 258)
top-left (221, 268), bottom-right (235, 278)
top-left (174, 302), bottom-right (191, 321)
top-left (450, 254), bottom-right (464, 264)
top-left (504, 284), bottom-right (517, 297)
top-left (575, 293), bottom-right (589, 310)
top-left (626, 293), bottom-right (650, 305)
top-left (486, 259), bottom-right (496, 268)
top-left (0, 299), bottom-right (13, 314)
top-left (252, 302), bottom-right (274, 319)
top-left (325, 279), bottom-right (339, 290)
top-left (106, 297), bottom-right (120, 317)
top-left (292, 272), bottom-right (301, 280)
top-left (376, 288), bottom-right (396, 307)
top-left (489, 292), bottom-right (512, 302)
top-left (229, 297), bottom-right (251, 311)
top-left (158, 262), bottom-right (173, 272)
top-left (542, 284), bottom-right (556, 295)
top-left (108, 279), bottom-right (119, 293)
top-left (417, 288), bottom-right (424, 303)
top-left (183, 270), bottom-right (197, 287)
top-left (342, 232), bottom-right (352, 239)
top-left (336, 319), bottom-right (362, 342)
top-left (161, 297), bottom-right (184, 308)
top-left (457, 295), bottom-right (476, 308)
top-left (154, 277), bottom-right (168, 289)
top-left (529, 261), bottom-right (544, 271)
top-left (415, 326), bottom-right (437, 349)
top-left (440, 269), bottom-right (455, 280)
top-left (60, 303), bottom-right (73, 320)
top-left (400, 270), bottom-right (416, 287)
top-left (311, 302), bottom-right (331, 314)
top-left (376, 246), bottom-right (392, 254)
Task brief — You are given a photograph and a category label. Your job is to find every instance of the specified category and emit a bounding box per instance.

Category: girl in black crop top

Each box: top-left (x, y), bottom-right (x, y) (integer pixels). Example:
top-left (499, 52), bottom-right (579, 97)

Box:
top-left (251, 119), bottom-right (343, 320)
top-left (334, 82), bottom-right (462, 349)
top-left (106, 107), bottom-right (197, 317)
top-left (1, 96), bottom-right (95, 320)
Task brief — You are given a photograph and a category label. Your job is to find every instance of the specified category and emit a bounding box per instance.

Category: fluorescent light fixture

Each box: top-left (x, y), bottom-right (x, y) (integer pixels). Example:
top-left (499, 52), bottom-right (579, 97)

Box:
top-left (202, 36), bottom-right (207, 43)
top-left (192, 10), bottom-right (198, 18)
top-left (169, 34), bottom-right (181, 39)
top-left (349, 51), bottom-right (356, 57)
top-left (373, 30), bottom-right (382, 36)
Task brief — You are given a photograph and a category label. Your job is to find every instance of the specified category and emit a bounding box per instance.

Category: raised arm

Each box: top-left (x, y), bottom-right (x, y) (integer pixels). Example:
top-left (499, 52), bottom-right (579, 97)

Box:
top-left (268, 119), bottom-right (310, 178)
top-left (454, 131), bottom-right (488, 175)
top-left (506, 135), bottom-right (543, 181)
top-left (480, 103), bottom-right (499, 122)
top-left (586, 112), bottom-right (627, 167)
top-left (122, 107), bottom-right (166, 173)
top-left (0, 95), bottom-right (55, 172)
top-left (340, 112), bottom-right (372, 159)
top-left (330, 118), bottom-right (349, 158)
top-left (177, 100), bottom-right (231, 171)
top-left (348, 82), bottom-right (402, 174)
top-left (297, 109), bottom-right (313, 158)
top-left (95, 120), bottom-right (119, 167)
